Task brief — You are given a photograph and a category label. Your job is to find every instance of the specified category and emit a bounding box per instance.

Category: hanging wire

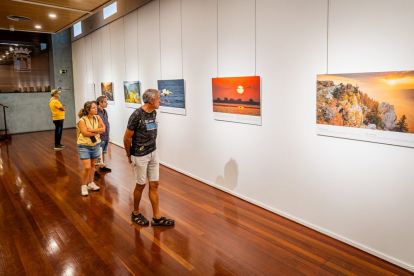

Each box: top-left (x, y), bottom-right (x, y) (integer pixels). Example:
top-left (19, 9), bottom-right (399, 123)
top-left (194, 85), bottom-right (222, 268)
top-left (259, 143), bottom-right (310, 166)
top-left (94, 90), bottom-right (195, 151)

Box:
top-left (137, 9), bottom-right (140, 81)
top-left (90, 37), bottom-right (96, 97)
top-left (326, 0), bottom-right (330, 74)
top-left (217, 0), bottom-right (219, 78)
top-left (159, 0), bottom-right (162, 80)
top-left (254, 0), bottom-right (257, 76)
top-left (83, 38), bottom-right (88, 83)
top-left (109, 25), bottom-right (113, 81)
top-left (90, 35), bottom-right (95, 90)
top-left (123, 17), bottom-right (127, 80)
top-left (180, 0), bottom-right (184, 79)
top-left (100, 29), bottom-right (104, 87)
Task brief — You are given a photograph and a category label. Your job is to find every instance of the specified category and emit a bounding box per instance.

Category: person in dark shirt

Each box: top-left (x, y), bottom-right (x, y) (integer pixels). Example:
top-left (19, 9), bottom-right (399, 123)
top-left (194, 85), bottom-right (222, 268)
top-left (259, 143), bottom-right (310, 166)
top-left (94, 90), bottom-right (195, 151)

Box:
top-left (95, 96), bottom-right (111, 179)
top-left (123, 89), bottom-right (174, 227)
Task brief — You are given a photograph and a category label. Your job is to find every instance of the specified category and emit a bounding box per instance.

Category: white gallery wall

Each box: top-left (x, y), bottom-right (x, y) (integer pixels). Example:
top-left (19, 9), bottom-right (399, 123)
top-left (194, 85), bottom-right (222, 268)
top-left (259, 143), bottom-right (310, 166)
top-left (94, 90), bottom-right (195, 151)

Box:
top-left (71, 0), bottom-right (414, 271)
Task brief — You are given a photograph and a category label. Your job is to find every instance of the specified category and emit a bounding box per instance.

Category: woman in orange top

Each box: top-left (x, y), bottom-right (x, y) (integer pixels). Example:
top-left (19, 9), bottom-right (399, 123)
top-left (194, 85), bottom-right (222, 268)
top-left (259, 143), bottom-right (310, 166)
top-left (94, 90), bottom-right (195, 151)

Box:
top-left (77, 101), bottom-right (105, 196)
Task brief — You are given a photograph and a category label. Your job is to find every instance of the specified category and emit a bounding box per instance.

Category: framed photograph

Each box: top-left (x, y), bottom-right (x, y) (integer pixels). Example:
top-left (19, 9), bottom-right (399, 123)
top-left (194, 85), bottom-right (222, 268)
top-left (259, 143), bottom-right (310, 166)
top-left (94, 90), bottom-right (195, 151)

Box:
top-left (317, 71), bottom-right (414, 147)
top-left (157, 79), bottom-right (186, 115)
top-left (123, 81), bottom-right (141, 108)
top-left (101, 82), bottom-right (114, 105)
top-left (212, 76), bottom-right (261, 125)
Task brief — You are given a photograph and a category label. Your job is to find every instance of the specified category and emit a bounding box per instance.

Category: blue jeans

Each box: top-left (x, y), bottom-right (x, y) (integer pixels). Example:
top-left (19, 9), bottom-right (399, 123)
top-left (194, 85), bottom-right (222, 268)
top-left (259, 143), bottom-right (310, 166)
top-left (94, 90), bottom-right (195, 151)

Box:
top-left (78, 143), bottom-right (101, 160)
top-left (100, 140), bottom-right (109, 154)
top-left (53, 119), bottom-right (64, 146)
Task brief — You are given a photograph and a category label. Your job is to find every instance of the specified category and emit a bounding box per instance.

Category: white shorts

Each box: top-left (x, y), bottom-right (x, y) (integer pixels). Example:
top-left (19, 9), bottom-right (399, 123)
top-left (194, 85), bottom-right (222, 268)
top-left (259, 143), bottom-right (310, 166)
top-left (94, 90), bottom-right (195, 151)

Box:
top-left (131, 150), bottom-right (159, 185)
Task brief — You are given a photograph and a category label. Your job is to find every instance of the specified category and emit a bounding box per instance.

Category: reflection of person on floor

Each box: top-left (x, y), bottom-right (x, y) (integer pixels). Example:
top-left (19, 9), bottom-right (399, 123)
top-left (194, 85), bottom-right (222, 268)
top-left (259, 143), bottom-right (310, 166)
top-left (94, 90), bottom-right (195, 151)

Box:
top-left (123, 89), bottom-right (175, 227)
top-left (55, 151), bottom-right (71, 198)
top-left (133, 227), bottom-right (165, 270)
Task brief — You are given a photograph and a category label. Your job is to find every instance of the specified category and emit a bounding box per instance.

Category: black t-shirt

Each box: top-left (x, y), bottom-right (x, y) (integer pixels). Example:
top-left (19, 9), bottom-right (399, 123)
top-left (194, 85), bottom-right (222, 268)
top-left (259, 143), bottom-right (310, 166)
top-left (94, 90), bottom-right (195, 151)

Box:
top-left (127, 108), bottom-right (158, 157)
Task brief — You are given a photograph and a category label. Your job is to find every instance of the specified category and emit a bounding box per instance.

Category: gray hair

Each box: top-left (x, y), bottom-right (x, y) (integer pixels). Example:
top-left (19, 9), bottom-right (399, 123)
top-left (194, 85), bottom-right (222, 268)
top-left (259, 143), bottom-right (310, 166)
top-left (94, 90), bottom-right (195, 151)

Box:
top-left (142, 89), bottom-right (159, 104)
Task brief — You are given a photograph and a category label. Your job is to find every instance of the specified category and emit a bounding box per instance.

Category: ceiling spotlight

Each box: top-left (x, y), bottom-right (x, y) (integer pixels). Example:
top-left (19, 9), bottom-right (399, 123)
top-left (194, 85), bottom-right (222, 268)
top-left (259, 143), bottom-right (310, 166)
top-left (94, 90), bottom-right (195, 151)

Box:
top-left (49, 14), bottom-right (56, 18)
top-left (2, 55), bottom-right (5, 58)
top-left (35, 25), bottom-right (41, 29)
top-left (6, 53), bottom-right (9, 55)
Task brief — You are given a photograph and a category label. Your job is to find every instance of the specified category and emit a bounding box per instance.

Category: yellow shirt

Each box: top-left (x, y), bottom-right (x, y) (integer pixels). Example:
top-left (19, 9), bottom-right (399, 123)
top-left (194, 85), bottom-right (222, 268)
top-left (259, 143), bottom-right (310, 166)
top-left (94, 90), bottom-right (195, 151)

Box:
top-left (49, 98), bottom-right (65, 120)
top-left (77, 115), bottom-right (101, 146)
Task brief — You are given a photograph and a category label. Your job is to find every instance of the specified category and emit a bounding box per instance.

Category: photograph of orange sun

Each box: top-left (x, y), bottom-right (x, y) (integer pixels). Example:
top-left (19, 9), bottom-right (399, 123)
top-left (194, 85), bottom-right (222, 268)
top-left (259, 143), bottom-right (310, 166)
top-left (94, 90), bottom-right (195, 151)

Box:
top-left (212, 76), bottom-right (261, 117)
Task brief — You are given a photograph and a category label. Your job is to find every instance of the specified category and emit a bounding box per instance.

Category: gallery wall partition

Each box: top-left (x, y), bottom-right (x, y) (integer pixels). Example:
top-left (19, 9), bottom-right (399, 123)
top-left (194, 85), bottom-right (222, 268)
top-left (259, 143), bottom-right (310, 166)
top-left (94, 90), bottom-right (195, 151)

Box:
top-left (71, 0), bottom-right (414, 272)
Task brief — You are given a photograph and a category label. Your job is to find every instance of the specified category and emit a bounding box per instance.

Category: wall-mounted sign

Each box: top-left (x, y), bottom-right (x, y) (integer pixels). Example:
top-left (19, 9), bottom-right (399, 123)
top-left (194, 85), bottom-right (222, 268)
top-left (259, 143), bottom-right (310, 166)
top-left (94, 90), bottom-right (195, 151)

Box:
top-left (57, 86), bottom-right (72, 91)
top-left (60, 70), bottom-right (68, 74)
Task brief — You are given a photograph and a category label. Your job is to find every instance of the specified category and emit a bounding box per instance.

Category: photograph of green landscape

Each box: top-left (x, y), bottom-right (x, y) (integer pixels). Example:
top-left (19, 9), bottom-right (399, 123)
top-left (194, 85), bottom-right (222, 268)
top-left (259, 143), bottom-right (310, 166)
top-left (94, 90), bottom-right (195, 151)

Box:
top-left (123, 81), bottom-right (141, 108)
top-left (317, 71), bottom-right (414, 134)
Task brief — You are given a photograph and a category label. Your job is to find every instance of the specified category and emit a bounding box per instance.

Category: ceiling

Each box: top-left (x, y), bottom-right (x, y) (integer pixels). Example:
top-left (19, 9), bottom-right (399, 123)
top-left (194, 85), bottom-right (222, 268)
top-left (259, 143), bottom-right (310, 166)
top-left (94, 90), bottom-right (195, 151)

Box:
top-left (0, 0), bottom-right (114, 34)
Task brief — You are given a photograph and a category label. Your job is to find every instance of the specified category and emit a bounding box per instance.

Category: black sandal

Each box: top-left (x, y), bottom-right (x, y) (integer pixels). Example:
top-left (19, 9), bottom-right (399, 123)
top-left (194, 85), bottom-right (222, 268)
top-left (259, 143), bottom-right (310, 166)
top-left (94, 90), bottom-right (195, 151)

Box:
top-left (151, 216), bottom-right (175, 226)
top-left (131, 212), bottom-right (149, 226)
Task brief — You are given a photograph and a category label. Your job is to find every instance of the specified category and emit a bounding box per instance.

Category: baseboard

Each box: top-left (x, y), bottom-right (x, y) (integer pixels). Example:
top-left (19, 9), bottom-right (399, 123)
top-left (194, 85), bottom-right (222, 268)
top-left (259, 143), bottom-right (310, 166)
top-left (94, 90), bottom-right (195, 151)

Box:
top-left (159, 161), bottom-right (414, 273)
top-left (110, 141), bottom-right (124, 148)
top-left (11, 127), bottom-right (76, 135)
top-left (107, 140), bottom-right (413, 273)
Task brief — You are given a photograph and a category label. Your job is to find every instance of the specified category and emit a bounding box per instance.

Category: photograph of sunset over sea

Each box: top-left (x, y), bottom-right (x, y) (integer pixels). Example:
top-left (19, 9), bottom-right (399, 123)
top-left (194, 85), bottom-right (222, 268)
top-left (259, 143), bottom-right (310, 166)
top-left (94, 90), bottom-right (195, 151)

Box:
top-left (212, 76), bottom-right (261, 116)
top-left (317, 71), bottom-right (414, 134)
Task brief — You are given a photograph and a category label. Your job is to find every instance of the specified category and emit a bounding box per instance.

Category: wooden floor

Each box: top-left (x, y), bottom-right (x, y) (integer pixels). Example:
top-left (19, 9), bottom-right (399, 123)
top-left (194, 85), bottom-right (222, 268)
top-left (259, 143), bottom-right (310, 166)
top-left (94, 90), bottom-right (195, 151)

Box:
top-left (0, 130), bottom-right (412, 276)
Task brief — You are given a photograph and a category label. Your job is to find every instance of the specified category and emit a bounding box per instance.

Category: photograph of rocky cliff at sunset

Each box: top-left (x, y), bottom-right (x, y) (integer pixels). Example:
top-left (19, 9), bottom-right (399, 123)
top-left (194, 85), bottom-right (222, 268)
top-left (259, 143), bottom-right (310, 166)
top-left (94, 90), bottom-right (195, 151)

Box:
top-left (317, 71), bottom-right (414, 134)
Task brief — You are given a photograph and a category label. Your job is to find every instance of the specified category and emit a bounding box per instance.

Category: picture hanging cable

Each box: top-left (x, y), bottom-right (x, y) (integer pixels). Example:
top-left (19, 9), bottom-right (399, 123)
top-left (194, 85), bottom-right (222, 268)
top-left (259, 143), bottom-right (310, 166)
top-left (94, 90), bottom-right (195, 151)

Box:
top-left (217, 0), bottom-right (219, 78)
top-left (83, 38), bottom-right (88, 82)
top-left (101, 30), bottom-right (104, 84)
top-left (326, 0), bottom-right (330, 74)
top-left (254, 0), bottom-right (257, 76)
top-left (123, 17), bottom-right (127, 79)
top-left (91, 35), bottom-right (95, 85)
top-left (109, 25), bottom-right (113, 81)
top-left (159, 0), bottom-right (162, 80)
top-left (137, 10), bottom-right (140, 81)
top-left (180, 0), bottom-right (184, 79)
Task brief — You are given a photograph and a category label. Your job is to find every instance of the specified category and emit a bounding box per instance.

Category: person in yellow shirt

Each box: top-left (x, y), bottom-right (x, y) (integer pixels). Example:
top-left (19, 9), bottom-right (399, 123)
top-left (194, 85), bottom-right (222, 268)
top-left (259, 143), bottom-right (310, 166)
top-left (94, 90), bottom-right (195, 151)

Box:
top-left (49, 89), bottom-right (66, 150)
top-left (77, 101), bottom-right (105, 196)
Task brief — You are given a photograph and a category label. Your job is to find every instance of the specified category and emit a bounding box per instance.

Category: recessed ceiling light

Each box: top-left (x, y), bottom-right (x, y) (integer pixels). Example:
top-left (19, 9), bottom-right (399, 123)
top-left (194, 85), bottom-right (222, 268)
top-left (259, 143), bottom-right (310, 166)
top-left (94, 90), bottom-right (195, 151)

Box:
top-left (5, 53), bottom-right (9, 55)
top-left (2, 55), bottom-right (5, 58)
top-left (35, 25), bottom-right (41, 29)
top-left (49, 14), bottom-right (56, 18)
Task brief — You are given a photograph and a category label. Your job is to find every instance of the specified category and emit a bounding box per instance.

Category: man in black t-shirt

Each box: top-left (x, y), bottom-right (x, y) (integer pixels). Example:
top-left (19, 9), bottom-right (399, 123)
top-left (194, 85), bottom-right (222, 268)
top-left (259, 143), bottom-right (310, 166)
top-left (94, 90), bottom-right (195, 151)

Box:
top-left (123, 89), bottom-right (175, 227)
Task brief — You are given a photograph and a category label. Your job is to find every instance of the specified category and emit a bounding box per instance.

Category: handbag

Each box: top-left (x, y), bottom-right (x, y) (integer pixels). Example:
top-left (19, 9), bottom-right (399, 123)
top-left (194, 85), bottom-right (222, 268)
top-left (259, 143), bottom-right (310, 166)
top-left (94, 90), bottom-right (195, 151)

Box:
top-left (95, 147), bottom-right (105, 168)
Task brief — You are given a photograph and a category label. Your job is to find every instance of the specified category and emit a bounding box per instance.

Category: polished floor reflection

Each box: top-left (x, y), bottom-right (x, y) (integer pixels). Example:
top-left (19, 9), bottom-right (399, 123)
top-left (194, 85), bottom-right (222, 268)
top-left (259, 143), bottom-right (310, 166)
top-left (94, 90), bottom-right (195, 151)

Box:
top-left (0, 130), bottom-right (412, 275)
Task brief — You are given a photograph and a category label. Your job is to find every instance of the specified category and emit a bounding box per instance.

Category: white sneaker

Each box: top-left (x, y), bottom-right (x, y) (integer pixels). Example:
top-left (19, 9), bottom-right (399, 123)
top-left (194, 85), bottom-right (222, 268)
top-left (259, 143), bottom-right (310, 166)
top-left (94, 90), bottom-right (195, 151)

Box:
top-left (81, 185), bottom-right (89, 196)
top-left (87, 182), bottom-right (100, 191)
